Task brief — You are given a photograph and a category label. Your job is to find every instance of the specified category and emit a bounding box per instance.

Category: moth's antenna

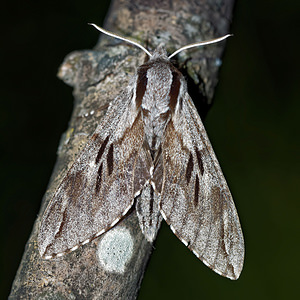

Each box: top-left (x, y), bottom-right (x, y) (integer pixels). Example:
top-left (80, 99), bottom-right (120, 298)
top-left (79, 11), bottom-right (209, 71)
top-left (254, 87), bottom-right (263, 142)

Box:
top-left (89, 23), bottom-right (152, 58)
top-left (168, 34), bottom-right (232, 59)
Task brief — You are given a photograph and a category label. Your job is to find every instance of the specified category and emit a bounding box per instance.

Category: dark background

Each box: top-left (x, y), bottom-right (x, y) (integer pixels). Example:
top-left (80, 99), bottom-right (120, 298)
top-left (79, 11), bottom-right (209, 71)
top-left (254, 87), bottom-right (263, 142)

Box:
top-left (1, 1), bottom-right (299, 299)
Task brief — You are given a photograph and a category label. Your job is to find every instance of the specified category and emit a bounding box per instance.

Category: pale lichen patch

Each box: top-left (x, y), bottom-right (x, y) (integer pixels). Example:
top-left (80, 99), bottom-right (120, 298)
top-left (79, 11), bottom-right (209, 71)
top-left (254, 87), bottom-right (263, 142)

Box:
top-left (97, 227), bottom-right (134, 273)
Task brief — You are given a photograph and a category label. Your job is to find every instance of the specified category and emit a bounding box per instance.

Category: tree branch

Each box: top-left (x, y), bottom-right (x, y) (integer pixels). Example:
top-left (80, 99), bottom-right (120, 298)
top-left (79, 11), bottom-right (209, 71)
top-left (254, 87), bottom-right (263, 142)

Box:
top-left (9, 0), bottom-right (234, 298)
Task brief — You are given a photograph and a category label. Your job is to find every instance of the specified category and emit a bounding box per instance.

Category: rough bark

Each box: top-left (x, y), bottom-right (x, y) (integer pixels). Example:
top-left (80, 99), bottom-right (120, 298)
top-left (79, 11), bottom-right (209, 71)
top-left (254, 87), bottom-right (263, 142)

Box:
top-left (9, 0), bottom-right (234, 299)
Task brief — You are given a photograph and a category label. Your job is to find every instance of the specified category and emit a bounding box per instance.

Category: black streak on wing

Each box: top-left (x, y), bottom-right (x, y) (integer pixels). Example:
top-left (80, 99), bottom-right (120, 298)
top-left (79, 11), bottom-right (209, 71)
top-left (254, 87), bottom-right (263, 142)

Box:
top-left (169, 71), bottom-right (181, 112)
top-left (194, 174), bottom-right (200, 207)
top-left (195, 148), bottom-right (204, 176)
top-left (149, 186), bottom-right (154, 226)
top-left (186, 153), bottom-right (194, 184)
top-left (54, 209), bottom-right (68, 239)
top-left (178, 97), bottom-right (183, 111)
top-left (95, 136), bottom-right (109, 164)
top-left (136, 66), bottom-right (149, 108)
top-left (107, 144), bottom-right (114, 176)
top-left (95, 163), bottom-right (103, 193)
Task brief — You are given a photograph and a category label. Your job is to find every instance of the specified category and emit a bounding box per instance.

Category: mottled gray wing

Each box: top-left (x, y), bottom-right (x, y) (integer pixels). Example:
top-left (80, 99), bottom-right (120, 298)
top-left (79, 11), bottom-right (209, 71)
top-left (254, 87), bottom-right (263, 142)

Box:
top-left (158, 95), bottom-right (244, 280)
top-left (39, 90), bottom-right (150, 259)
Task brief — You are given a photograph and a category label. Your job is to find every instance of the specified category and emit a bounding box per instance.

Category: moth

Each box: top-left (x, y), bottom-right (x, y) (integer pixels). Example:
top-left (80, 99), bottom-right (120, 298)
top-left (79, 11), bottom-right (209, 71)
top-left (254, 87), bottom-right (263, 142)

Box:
top-left (38, 24), bottom-right (244, 280)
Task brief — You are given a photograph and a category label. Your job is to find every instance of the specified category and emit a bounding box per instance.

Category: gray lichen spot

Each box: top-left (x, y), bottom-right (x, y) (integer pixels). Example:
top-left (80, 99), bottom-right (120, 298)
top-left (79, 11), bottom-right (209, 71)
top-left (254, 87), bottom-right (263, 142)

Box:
top-left (97, 227), bottom-right (134, 273)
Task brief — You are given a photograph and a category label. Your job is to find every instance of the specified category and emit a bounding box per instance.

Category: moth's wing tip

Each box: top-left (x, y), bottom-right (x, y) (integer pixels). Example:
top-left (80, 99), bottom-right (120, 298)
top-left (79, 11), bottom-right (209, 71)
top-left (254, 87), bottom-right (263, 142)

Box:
top-left (227, 274), bottom-right (239, 280)
top-left (230, 268), bottom-right (243, 280)
top-left (211, 263), bottom-right (243, 280)
top-left (38, 244), bottom-right (54, 260)
top-left (228, 267), bottom-right (242, 280)
top-left (37, 234), bottom-right (68, 260)
top-left (225, 259), bottom-right (244, 280)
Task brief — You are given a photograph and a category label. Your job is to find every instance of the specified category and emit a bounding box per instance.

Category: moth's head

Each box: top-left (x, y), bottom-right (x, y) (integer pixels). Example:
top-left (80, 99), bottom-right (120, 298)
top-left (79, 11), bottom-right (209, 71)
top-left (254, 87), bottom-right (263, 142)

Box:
top-left (89, 23), bottom-right (232, 61)
top-left (151, 45), bottom-right (168, 60)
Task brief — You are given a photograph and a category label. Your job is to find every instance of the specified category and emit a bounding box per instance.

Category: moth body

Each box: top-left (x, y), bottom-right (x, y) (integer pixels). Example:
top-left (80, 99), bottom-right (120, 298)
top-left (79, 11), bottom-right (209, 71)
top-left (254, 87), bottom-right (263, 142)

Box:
top-left (137, 47), bottom-right (180, 152)
top-left (38, 25), bottom-right (244, 280)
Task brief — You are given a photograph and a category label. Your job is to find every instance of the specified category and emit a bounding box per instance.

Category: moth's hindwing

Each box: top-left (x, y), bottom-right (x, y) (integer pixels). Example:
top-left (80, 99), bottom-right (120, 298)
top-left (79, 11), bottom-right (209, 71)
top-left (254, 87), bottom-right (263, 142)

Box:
top-left (156, 79), bottom-right (244, 279)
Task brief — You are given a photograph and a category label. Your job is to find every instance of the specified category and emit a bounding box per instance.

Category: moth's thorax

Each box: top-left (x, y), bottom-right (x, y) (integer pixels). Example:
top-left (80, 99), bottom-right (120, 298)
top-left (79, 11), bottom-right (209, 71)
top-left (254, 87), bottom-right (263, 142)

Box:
top-left (136, 56), bottom-right (183, 151)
